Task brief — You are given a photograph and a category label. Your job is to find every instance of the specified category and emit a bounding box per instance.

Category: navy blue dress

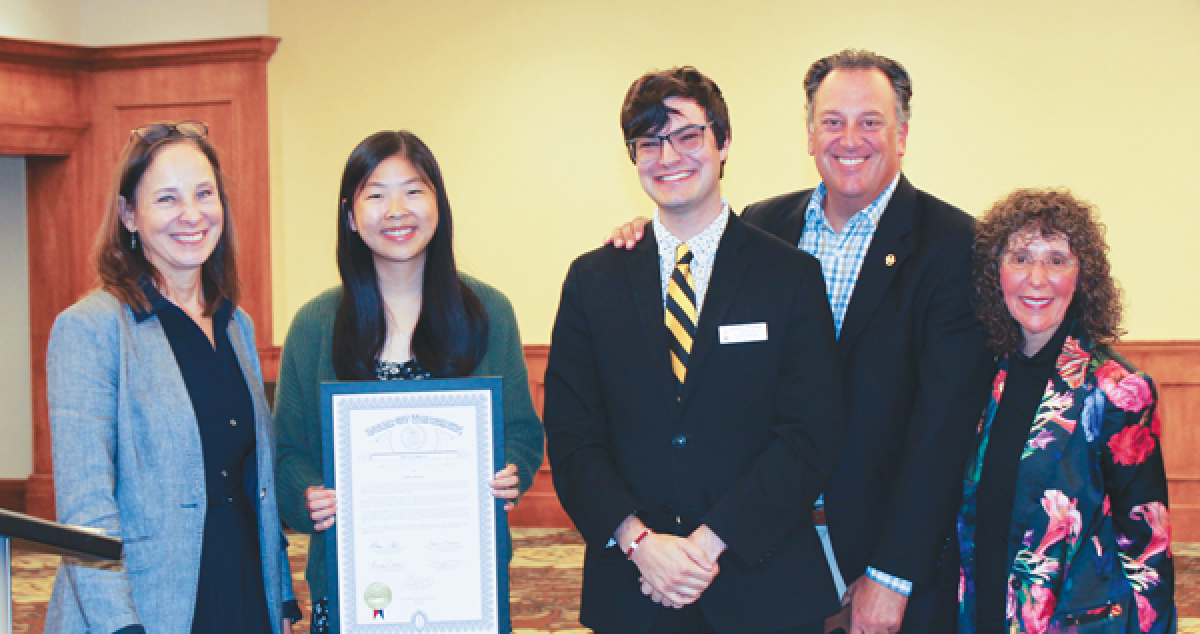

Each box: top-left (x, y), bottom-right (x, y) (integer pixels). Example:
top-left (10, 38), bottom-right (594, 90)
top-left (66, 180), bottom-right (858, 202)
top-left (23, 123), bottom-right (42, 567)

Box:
top-left (125, 284), bottom-right (300, 633)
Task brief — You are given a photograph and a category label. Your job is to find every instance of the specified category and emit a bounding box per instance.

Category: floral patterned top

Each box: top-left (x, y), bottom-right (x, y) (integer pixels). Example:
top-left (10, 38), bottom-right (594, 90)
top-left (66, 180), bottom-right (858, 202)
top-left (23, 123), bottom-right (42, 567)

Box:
top-left (375, 358), bottom-right (433, 381)
top-left (957, 322), bottom-right (1175, 633)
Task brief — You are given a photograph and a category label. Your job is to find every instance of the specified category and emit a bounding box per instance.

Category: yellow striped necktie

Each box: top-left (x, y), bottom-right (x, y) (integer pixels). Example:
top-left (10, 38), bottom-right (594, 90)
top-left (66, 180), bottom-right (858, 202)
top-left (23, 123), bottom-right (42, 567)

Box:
top-left (666, 244), bottom-right (697, 392)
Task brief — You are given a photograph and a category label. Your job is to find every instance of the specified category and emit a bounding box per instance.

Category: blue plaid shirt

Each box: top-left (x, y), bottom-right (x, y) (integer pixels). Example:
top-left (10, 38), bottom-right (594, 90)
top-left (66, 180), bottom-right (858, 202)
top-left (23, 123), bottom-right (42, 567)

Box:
top-left (804, 173), bottom-right (912, 597)
top-left (800, 174), bottom-right (900, 336)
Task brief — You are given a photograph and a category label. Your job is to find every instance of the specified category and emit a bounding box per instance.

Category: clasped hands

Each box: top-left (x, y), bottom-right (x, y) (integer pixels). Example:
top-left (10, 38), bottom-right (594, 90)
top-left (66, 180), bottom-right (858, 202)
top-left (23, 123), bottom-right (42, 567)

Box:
top-left (618, 516), bottom-right (725, 610)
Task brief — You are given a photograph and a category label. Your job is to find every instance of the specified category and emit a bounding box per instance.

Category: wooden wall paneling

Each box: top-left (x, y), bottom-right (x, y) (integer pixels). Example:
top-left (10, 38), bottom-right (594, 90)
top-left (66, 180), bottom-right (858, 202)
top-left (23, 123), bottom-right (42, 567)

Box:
top-left (0, 35), bottom-right (279, 519)
top-left (91, 57), bottom-right (274, 346)
top-left (1115, 341), bottom-right (1200, 542)
top-left (25, 151), bottom-right (92, 520)
top-left (0, 43), bottom-right (87, 155)
top-left (0, 480), bottom-right (28, 513)
top-left (259, 345), bottom-right (281, 384)
top-left (506, 345), bottom-right (573, 528)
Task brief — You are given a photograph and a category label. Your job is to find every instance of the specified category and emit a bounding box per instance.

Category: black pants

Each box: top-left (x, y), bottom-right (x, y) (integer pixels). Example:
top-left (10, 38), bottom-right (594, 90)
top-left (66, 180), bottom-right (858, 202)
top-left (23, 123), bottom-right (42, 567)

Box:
top-left (598, 603), bottom-right (822, 634)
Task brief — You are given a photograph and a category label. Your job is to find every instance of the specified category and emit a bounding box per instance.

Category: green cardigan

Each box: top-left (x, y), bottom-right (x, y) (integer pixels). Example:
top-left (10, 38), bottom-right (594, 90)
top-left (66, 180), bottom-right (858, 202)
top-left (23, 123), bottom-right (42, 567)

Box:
top-left (273, 275), bottom-right (544, 610)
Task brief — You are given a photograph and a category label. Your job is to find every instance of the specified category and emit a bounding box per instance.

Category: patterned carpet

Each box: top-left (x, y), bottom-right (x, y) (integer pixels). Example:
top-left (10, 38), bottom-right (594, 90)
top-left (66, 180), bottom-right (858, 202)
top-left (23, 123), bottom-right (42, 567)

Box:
top-left (8, 530), bottom-right (1198, 632)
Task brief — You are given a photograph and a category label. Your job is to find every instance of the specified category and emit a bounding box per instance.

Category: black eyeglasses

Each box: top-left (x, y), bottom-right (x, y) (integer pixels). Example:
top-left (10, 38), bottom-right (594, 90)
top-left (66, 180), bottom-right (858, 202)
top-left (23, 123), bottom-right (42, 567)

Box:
top-left (626, 124), bottom-right (710, 163)
top-left (130, 120), bottom-right (209, 144)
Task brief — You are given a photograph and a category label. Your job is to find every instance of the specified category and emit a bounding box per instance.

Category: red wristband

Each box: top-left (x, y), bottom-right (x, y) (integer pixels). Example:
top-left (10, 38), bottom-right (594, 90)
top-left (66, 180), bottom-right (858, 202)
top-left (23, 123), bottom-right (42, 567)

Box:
top-left (625, 529), bottom-right (650, 559)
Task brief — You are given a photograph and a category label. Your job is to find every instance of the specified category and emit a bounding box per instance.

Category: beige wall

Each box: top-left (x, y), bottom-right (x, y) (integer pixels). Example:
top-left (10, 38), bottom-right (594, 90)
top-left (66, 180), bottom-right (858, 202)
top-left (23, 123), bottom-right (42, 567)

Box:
top-left (267, 0), bottom-right (1200, 345)
top-left (0, 0), bottom-right (79, 43)
top-left (79, 0), bottom-right (267, 46)
top-left (0, 0), bottom-right (266, 45)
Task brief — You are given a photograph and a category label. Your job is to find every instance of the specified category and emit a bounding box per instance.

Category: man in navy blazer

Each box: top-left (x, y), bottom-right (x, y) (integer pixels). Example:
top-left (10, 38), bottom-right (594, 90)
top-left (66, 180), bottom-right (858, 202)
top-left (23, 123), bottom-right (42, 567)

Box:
top-left (544, 67), bottom-right (845, 633)
top-left (739, 50), bottom-right (994, 632)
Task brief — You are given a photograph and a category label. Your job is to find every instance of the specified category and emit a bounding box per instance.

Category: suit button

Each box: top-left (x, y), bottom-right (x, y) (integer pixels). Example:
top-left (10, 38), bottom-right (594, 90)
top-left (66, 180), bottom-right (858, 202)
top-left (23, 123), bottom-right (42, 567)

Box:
top-left (230, 419), bottom-right (237, 427)
top-left (662, 505), bottom-right (673, 515)
top-left (220, 470), bottom-right (228, 477)
top-left (672, 435), bottom-right (686, 448)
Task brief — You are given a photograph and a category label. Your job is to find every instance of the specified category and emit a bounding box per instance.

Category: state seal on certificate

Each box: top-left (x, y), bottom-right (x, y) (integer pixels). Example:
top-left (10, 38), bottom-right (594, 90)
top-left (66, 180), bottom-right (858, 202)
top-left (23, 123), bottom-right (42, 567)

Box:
top-left (322, 378), bottom-right (510, 632)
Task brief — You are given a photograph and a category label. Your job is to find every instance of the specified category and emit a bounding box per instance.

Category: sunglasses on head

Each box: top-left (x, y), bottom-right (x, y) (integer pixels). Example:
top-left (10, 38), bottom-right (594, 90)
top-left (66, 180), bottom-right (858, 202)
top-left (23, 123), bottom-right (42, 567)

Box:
top-left (130, 120), bottom-right (209, 144)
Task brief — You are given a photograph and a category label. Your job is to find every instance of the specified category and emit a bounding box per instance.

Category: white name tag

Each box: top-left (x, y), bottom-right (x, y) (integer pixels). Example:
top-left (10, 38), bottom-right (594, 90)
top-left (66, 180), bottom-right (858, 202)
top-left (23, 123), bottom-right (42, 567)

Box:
top-left (719, 322), bottom-right (768, 344)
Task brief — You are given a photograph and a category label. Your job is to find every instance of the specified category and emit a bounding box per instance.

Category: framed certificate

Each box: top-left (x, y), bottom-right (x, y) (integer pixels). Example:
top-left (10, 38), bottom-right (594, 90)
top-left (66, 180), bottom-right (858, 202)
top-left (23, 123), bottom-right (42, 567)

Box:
top-left (321, 378), bottom-right (509, 633)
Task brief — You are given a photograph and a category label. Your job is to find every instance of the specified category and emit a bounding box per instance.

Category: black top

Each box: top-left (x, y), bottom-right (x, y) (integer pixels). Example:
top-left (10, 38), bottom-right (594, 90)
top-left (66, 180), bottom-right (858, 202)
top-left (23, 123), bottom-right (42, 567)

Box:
top-left (974, 314), bottom-right (1074, 632)
top-left (118, 282), bottom-right (300, 634)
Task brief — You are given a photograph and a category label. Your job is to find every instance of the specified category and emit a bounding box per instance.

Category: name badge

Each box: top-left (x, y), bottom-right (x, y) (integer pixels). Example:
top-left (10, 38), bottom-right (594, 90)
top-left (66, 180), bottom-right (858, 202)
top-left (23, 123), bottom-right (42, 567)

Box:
top-left (719, 322), bottom-right (768, 344)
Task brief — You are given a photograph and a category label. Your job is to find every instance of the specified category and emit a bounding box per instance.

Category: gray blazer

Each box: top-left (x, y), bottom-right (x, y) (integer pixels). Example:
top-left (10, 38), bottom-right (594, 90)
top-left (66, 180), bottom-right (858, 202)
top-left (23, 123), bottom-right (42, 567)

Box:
top-left (44, 290), bottom-right (295, 633)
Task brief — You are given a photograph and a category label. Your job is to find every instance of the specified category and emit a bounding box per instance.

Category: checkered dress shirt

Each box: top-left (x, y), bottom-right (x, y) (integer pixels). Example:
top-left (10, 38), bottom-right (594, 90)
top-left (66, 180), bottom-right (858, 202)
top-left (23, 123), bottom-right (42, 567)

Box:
top-left (799, 174), bottom-right (900, 336)
top-left (803, 173), bottom-right (913, 597)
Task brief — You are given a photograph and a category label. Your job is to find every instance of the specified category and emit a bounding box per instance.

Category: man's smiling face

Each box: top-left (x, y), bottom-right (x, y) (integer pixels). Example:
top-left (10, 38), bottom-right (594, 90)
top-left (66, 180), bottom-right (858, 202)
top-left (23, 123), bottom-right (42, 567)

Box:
top-left (636, 96), bottom-right (727, 219)
top-left (807, 68), bottom-right (908, 219)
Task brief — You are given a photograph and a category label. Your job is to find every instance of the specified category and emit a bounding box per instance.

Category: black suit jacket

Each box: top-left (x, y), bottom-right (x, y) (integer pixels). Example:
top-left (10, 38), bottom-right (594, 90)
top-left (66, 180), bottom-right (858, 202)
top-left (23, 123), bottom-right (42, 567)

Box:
top-left (742, 175), bottom-right (994, 601)
top-left (544, 212), bottom-right (844, 633)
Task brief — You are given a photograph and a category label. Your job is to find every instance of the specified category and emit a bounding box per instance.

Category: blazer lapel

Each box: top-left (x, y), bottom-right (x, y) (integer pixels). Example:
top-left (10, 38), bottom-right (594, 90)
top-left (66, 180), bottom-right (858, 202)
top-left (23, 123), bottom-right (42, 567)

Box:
top-left (680, 214), bottom-right (751, 404)
top-left (1008, 326), bottom-right (1094, 534)
top-left (627, 231), bottom-right (681, 414)
top-left (837, 176), bottom-right (917, 354)
top-left (131, 314), bottom-right (206, 485)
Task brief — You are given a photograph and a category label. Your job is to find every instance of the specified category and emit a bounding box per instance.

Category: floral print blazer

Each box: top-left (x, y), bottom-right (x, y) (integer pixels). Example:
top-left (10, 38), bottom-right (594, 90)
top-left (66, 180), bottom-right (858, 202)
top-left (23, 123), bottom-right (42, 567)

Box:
top-left (957, 323), bottom-right (1175, 633)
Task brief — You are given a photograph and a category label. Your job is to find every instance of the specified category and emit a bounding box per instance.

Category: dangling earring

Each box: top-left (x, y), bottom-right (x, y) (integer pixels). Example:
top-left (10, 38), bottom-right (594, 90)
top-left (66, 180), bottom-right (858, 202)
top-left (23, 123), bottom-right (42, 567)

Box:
top-left (131, 231), bottom-right (139, 250)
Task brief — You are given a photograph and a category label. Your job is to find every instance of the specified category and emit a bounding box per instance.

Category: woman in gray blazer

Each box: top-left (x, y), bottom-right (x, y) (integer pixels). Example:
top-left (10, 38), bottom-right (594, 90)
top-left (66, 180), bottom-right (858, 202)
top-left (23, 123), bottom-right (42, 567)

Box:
top-left (44, 121), bottom-right (299, 633)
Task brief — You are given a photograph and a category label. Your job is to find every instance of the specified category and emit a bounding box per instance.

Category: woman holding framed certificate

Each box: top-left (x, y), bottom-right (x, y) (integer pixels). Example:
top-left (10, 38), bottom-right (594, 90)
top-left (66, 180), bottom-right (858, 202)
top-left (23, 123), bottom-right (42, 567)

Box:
top-left (274, 130), bottom-right (544, 633)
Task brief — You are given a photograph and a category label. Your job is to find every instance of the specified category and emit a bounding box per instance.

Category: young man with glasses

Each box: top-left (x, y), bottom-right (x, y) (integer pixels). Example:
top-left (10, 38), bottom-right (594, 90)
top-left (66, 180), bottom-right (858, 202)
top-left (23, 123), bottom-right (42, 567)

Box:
top-left (544, 66), bottom-right (845, 634)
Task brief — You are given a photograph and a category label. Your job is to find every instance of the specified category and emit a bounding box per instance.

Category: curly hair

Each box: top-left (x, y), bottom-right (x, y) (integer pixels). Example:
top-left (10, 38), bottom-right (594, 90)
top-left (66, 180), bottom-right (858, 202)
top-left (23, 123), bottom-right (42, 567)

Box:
top-left (974, 188), bottom-right (1124, 355)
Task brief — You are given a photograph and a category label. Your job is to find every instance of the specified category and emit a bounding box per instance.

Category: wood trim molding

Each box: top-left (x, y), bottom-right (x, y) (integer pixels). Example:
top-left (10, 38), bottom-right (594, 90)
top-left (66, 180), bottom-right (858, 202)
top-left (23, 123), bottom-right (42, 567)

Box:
top-left (0, 35), bottom-right (280, 70)
top-left (0, 37), bottom-right (88, 68)
top-left (0, 119), bottom-right (89, 155)
top-left (87, 36), bottom-right (281, 70)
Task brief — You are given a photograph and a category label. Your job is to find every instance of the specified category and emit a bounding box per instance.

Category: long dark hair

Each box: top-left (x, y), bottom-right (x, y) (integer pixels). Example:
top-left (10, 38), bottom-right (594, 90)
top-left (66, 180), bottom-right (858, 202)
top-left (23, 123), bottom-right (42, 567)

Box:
top-left (94, 129), bottom-right (239, 314)
top-left (332, 130), bottom-right (488, 380)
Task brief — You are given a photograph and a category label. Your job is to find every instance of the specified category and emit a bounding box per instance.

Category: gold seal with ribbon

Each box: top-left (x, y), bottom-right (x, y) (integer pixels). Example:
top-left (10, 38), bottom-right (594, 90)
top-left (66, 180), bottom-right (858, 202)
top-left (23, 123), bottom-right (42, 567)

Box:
top-left (364, 582), bottom-right (392, 620)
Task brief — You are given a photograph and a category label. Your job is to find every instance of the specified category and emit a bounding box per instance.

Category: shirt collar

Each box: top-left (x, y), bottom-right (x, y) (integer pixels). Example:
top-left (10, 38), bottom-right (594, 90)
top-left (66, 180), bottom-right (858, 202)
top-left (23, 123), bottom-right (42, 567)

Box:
top-left (652, 200), bottom-right (731, 259)
top-left (805, 172), bottom-right (902, 233)
top-left (132, 274), bottom-right (233, 329)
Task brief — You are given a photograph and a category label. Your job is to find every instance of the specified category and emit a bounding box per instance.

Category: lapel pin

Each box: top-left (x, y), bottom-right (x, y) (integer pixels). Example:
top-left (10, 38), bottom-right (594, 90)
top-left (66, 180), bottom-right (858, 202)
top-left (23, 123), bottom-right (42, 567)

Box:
top-left (885, 254), bottom-right (896, 267)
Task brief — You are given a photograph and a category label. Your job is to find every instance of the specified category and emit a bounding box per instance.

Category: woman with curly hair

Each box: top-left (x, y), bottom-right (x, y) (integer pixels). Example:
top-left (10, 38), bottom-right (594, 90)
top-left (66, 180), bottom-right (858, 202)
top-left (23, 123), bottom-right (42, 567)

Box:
top-left (956, 189), bottom-right (1175, 633)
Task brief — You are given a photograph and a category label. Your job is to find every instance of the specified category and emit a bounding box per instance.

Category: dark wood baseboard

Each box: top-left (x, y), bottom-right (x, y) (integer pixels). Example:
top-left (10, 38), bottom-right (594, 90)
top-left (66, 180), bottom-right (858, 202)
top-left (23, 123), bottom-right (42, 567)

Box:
top-left (0, 478), bottom-right (27, 513)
